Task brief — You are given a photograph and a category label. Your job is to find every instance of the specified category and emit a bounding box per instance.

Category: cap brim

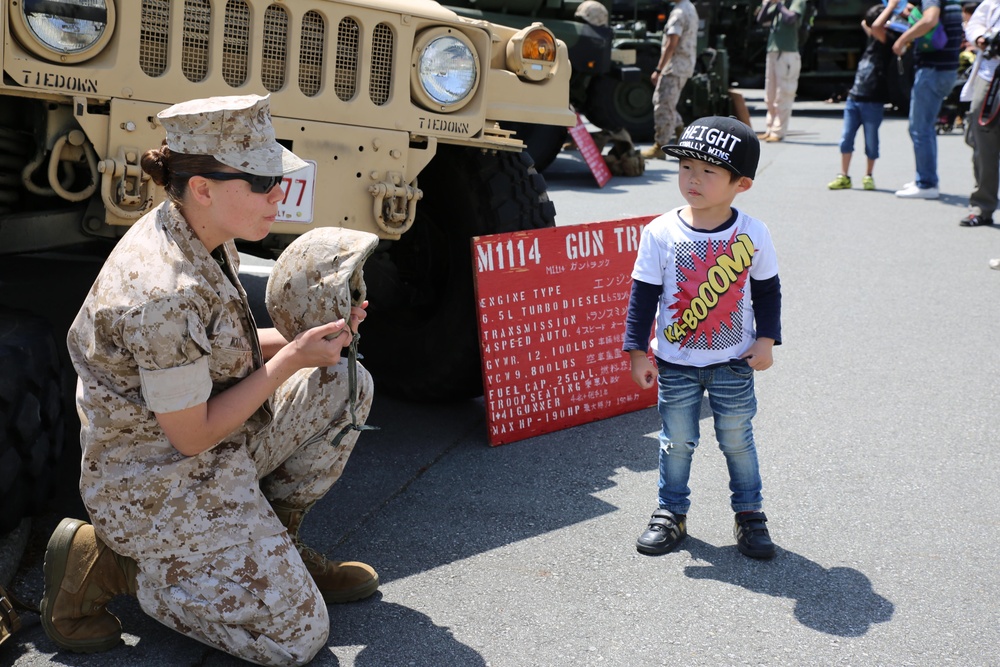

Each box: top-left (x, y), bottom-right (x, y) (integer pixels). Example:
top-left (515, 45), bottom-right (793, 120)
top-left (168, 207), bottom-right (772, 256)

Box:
top-left (663, 145), bottom-right (742, 176)
top-left (217, 143), bottom-right (309, 177)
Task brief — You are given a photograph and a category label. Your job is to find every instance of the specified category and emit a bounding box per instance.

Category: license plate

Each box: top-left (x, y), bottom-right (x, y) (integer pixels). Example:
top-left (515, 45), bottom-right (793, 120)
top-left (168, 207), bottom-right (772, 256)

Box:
top-left (276, 160), bottom-right (317, 224)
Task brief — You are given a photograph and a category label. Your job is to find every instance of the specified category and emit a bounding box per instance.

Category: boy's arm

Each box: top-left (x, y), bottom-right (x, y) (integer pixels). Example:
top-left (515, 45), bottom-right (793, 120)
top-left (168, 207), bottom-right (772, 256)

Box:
top-left (750, 275), bottom-right (782, 344)
top-left (746, 275), bottom-right (781, 371)
top-left (624, 279), bottom-right (661, 389)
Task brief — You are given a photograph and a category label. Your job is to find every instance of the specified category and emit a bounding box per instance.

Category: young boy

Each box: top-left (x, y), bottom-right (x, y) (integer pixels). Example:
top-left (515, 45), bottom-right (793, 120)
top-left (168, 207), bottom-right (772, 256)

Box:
top-left (623, 116), bottom-right (782, 559)
top-left (828, 4), bottom-right (899, 191)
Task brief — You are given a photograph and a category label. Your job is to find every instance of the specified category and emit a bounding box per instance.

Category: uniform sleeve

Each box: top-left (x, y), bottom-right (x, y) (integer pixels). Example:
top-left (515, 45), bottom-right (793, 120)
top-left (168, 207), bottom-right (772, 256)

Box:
top-left (120, 295), bottom-right (214, 413)
top-left (665, 7), bottom-right (685, 36)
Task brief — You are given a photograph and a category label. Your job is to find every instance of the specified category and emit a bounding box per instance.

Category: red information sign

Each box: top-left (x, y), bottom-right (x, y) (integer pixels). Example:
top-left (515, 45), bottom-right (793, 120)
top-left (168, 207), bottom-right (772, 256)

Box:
top-left (567, 113), bottom-right (612, 188)
top-left (473, 216), bottom-right (658, 446)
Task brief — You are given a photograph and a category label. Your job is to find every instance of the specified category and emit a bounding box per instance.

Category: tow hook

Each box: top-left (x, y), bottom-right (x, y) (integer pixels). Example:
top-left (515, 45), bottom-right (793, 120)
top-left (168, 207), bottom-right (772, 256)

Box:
top-left (98, 148), bottom-right (152, 219)
top-left (369, 174), bottom-right (422, 235)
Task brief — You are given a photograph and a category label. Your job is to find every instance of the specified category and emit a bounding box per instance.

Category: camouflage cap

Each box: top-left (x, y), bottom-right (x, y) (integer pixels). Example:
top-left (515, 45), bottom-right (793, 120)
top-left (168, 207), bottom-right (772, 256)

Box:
top-left (575, 0), bottom-right (609, 27)
top-left (266, 228), bottom-right (380, 341)
top-left (157, 94), bottom-right (308, 176)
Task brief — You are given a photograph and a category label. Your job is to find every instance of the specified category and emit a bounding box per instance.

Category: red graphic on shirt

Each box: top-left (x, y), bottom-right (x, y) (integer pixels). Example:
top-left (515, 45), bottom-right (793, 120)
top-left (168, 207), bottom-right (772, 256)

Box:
top-left (667, 230), bottom-right (754, 348)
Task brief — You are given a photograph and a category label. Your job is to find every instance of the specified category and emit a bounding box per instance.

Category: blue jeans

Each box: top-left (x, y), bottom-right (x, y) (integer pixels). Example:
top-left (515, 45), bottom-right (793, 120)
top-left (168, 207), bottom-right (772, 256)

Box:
top-left (909, 67), bottom-right (958, 189)
top-left (840, 98), bottom-right (884, 160)
top-left (655, 360), bottom-right (763, 515)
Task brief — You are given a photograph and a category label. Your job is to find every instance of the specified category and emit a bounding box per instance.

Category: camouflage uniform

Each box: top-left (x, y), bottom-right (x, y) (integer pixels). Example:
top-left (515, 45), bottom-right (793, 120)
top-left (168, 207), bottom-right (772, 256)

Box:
top-left (66, 199), bottom-right (373, 666)
top-left (653, 0), bottom-right (700, 146)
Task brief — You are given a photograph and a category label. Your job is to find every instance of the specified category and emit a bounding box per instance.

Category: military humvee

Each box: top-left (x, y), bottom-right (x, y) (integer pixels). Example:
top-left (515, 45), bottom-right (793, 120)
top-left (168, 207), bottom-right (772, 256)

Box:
top-left (0, 0), bottom-right (573, 534)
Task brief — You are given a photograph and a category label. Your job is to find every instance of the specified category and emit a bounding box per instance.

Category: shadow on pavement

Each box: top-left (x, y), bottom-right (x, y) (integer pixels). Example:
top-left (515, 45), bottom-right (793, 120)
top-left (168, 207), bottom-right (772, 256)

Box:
top-left (680, 536), bottom-right (895, 637)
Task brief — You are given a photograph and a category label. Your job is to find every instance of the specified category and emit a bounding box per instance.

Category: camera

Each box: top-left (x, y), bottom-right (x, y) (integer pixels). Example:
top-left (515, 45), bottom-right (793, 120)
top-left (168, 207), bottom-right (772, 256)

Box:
top-left (983, 30), bottom-right (1000, 59)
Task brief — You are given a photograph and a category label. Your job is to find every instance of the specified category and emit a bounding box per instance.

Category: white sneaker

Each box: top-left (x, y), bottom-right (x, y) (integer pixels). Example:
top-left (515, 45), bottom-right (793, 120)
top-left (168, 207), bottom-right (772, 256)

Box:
top-left (894, 183), bottom-right (940, 199)
top-left (990, 258), bottom-right (1000, 271)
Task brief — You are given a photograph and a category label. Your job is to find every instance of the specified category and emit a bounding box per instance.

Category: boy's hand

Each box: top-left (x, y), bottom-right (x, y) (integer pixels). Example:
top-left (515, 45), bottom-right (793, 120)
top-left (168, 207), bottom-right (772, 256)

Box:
top-left (741, 338), bottom-right (775, 371)
top-left (629, 350), bottom-right (657, 390)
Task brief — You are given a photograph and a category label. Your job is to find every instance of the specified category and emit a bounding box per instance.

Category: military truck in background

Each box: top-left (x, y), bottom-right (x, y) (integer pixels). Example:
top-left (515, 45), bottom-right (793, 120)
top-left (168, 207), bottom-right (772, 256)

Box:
top-left (0, 0), bottom-right (574, 535)
top-left (462, 0), bottom-right (893, 160)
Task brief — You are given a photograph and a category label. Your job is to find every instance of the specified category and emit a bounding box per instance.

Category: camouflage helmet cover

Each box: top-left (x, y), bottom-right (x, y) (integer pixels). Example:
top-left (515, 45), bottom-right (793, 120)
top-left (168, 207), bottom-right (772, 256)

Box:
top-left (266, 228), bottom-right (380, 341)
top-left (575, 0), bottom-right (609, 27)
top-left (157, 94), bottom-right (308, 176)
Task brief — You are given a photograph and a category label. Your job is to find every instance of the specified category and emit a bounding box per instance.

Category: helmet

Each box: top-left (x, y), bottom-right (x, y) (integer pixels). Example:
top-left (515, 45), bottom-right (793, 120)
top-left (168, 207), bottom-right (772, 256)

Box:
top-left (266, 228), bottom-right (379, 341)
top-left (574, 0), bottom-right (609, 28)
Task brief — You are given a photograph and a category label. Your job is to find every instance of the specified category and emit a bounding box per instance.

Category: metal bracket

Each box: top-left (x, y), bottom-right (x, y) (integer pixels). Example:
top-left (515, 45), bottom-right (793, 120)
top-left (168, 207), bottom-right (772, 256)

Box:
top-left (98, 147), bottom-right (153, 220)
top-left (369, 174), bottom-right (423, 235)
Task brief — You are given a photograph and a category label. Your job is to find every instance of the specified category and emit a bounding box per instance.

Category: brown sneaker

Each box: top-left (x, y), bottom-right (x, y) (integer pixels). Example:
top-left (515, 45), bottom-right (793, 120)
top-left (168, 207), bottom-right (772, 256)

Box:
top-left (41, 518), bottom-right (137, 653)
top-left (297, 547), bottom-right (380, 603)
top-left (270, 502), bottom-right (379, 603)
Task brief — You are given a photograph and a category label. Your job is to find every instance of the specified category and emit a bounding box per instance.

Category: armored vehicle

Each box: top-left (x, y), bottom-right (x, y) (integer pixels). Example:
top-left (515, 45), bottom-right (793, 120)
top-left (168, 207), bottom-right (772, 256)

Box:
top-left (0, 0), bottom-right (573, 534)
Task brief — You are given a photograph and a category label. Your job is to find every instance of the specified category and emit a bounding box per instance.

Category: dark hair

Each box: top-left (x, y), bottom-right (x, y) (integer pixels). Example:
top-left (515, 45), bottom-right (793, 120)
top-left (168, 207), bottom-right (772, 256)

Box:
top-left (140, 142), bottom-right (227, 203)
top-left (962, 2), bottom-right (980, 11)
top-left (864, 4), bottom-right (883, 26)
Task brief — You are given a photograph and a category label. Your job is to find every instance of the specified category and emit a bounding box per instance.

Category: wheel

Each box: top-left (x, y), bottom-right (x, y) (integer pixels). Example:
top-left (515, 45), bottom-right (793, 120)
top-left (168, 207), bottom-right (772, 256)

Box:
top-left (503, 121), bottom-right (569, 173)
top-left (581, 44), bottom-right (659, 142)
top-left (0, 308), bottom-right (67, 535)
top-left (360, 146), bottom-right (556, 401)
top-left (582, 73), bottom-right (655, 142)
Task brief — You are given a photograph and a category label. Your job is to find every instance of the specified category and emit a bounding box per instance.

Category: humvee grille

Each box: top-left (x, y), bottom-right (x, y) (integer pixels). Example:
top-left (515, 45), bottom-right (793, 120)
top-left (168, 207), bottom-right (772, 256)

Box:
top-left (181, 0), bottom-right (210, 83)
top-left (262, 5), bottom-right (288, 92)
top-left (137, 1), bottom-right (395, 101)
top-left (222, 1), bottom-right (251, 87)
top-left (370, 24), bottom-right (393, 106)
top-left (335, 17), bottom-right (359, 101)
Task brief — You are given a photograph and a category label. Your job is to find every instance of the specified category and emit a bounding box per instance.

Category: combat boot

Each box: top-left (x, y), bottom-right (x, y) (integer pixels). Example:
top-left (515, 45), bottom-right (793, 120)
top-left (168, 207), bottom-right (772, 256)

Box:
top-left (640, 142), bottom-right (666, 160)
top-left (270, 501), bottom-right (379, 603)
top-left (41, 518), bottom-right (138, 653)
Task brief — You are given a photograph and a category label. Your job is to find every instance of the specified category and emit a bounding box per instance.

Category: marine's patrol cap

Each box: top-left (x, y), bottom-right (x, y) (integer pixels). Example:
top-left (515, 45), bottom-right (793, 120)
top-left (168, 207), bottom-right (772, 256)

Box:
top-left (157, 94), bottom-right (308, 176)
top-left (664, 116), bottom-right (760, 179)
top-left (266, 228), bottom-right (380, 341)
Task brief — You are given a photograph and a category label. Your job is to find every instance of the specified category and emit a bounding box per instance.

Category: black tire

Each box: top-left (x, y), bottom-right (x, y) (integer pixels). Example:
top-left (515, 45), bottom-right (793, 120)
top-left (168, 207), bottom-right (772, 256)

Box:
top-left (360, 146), bottom-right (556, 402)
top-left (503, 122), bottom-right (569, 173)
top-left (0, 309), bottom-right (67, 535)
top-left (582, 73), bottom-right (655, 142)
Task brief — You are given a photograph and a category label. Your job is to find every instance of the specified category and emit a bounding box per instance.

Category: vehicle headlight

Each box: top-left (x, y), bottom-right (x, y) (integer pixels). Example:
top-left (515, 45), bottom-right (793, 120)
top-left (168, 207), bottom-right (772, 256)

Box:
top-left (412, 28), bottom-right (480, 112)
top-left (506, 24), bottom-right (558, 82)
top-left (9, 0), bottom-right (115, 64)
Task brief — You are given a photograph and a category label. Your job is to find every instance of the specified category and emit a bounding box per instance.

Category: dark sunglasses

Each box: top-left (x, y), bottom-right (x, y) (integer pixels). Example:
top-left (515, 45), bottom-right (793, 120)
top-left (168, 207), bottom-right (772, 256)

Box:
top-left (179, 172), bottom-right (283, 194)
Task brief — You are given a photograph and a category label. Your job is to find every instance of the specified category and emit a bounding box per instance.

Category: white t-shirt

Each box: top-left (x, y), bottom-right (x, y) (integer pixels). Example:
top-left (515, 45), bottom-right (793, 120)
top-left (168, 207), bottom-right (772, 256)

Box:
top-left (631, 207), bottom-right (779, 367)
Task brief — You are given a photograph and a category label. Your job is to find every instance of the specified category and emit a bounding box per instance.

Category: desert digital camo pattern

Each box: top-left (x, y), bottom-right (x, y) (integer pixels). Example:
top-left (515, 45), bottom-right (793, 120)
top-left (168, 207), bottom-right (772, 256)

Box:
top-left (66, 200), bottom-right (373, 664)
top-left (157, 95), bottom-right (309, 176)
top-left (574, 0), bottom-right (609, 27)
top-left (266, 227), bottom-right (380, 342)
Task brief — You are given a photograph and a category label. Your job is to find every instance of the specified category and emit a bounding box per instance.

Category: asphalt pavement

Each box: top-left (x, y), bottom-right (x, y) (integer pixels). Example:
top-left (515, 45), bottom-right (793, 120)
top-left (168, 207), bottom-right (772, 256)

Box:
top-left (3, 91), bottom-right (999, 666)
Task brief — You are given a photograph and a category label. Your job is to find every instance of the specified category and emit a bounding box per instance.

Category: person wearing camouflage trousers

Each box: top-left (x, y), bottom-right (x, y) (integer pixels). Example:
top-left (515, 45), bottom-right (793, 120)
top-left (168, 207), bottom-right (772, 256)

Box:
top-left (643, 0), bottom-right (699, 159)
top-left (41, 95), bottom-right (377, 667)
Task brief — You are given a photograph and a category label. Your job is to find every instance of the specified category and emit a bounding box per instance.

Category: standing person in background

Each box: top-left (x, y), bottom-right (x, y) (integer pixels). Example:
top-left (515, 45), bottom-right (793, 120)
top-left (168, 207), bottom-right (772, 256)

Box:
top-left (891, 0), bottom-right (964, 199)
top-left (757, 0), bottom-right (808, 142)
top-left (642, 0), bottom-right (700, 159)
top-left (828, 4), bottom-right (901, 191)
top-left (959, 0), bottom-right (1000, 226)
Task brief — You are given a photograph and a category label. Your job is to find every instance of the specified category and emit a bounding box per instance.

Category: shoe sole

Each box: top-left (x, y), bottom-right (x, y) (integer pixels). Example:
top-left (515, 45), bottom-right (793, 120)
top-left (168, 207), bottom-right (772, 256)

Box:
top-left (41, 518), bottom-right (122, 653)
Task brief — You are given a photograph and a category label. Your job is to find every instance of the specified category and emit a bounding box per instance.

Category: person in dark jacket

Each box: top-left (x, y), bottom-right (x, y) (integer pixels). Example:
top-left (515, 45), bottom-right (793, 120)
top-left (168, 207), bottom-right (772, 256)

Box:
top-left (828, 4), bottom-right (903, 190)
